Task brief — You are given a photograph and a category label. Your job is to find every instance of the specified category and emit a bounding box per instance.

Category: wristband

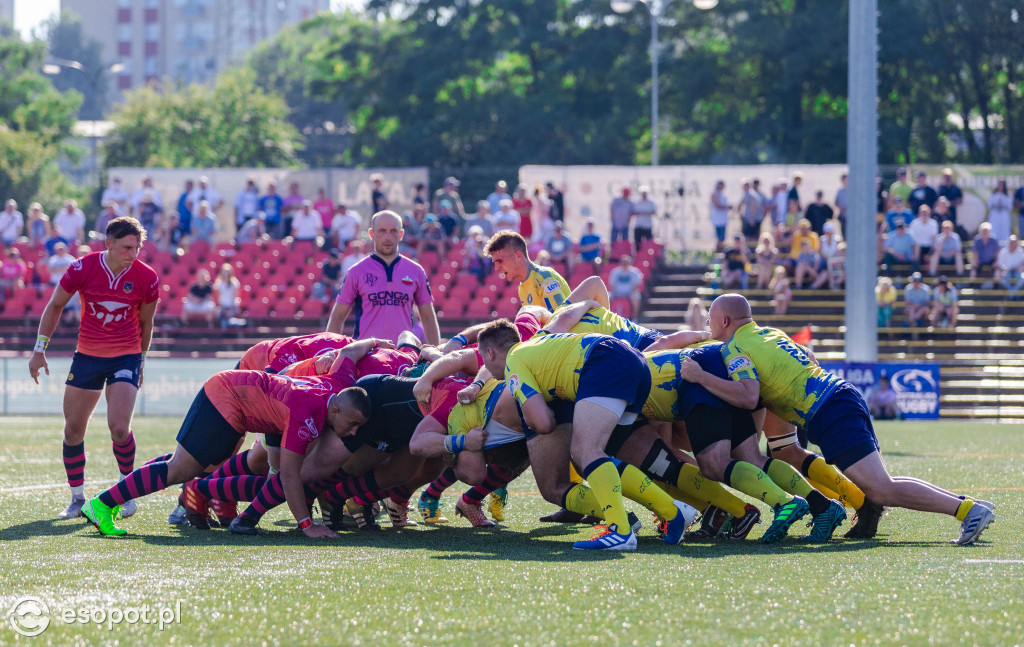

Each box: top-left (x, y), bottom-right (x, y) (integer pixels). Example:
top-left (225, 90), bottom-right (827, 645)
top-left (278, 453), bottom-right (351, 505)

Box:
top-left (34, 335), bottom-right (49, 354)
top-left (452, 334), bottom-right (468, 346)
top-left (298, 517), bottom-right (313, 530)
top-left (470, 378), bottom-right (484, 389)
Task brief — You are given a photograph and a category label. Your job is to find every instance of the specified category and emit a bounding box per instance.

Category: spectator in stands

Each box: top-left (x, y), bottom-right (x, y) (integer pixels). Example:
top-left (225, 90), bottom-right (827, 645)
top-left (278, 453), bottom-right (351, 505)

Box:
top-left (186, 175), bottom-right (221, 217)
top-left (47, 242), bottom-right (74, 286)
top-left (685, 297), bottom-right (708, 332)
top-left (908, 171), bottom-right (938, 214)
top-left (0, 199), bottom-right (23, 247)
top-left (463, 225), bottom-right (490, 284)
top-left (491, 198), bottom-right (521, 234)
top-left (340, 239), bottom-right (367, 278)
top-left (876, 276), bottom-right (896, 327)
top-left (709, 180), bottom-right (730, 252)
top-left (834, 173), bottom-right (849, 234)
top-left (804, 190), bottom-right (834, 235)
top-left (182, 268), bottom-right (216, 326)
top-left (26, 203), bottom-right (50, 249)
top-left (420, 215), bottom-right (448, 258)
top-left (793, 239), bottom-right (824, 289)
top-left (904, 272), bottom-right (931, 327)
top-left (214, 263), bottom-right (241, 326)
top-left (464, 201), bottom-right (494, 239)
top-left (51, 200), bottom-right (86, 251)
top-left (545, 221), bottom-right (575, 274)
top-left (175, 179), bottom-right (193, 240)
top-left (987, 179), bottom-right (1013, 243)
top-left (135, 191), bottom-right (163, 241)
top-left (930, 276), bottom-right (959, 328)
top-left (881, 195), bottom-right (913, 233)
top-left (876, 176), bottom-right (888, 216)
top-left (1014, 176), bottom-right (1024, 241)
top-left (400, 202), bottom-right (427, 257)
top-left (0, 247), bottom-right (26, 301)
top-left (754, 232), bottom-right (778, 289)
top-left (769, 266), bottom-right (791, 315)
top-left (313, 188), bottom-right (335, 232)
top-left (933, 196), bottom-right (968, 242)
top-left (411, 182), bottom-right (428, 206)
top-left (101, 176), bottom-right (129, 213)
top-left (882, 218), bottom-right (917, 274)
top-left (531, 184), bottom-right (553, 244)
top-left (787, 218), bottom-right (819, 264)
top-left (739, 178), bottom-right (764, 245)
top-left (190, 200), bottom-right (218, 254)
top-left (868, 375), bottom-right (900, 420)
top-left (436, 199), bottom-right (462, 239)
top-left (827, 241), bottom-right (847, 290)
top-left (819, 221), bottom-right (842, 262)
top-left (159, 211), bottom-right (185, 253)
top-left (433, 177), bottom-right (465, 219)
top-left (908, 205), bottom-right (938, 268)
top-left (996, 235), bottom-right (1024, 298)
top-left (487, 180), bottom-right (510, 216)
top-left (608, 254), bottom-right (644, 317)
top-left (938, 168), bottom-right (963, 222)
top-left (313, 249), bottom-right (343, 303)
top-left (546, 182), bottom-right (565, 222)
top-left (888, 167), bottom-right (912, 207)
top-left (721, 235), bottom-right (749, 290)
top-left (771, 178), bottom-right (789, 230)
top-left (130, 175), bottom-right (164, 216)
top-left (93, 201), bottom-right (120, 241)
top-left (928, 219), bottom-right (965, 277)
top-left (330, 203), bottom-right (361, 251)
top-left (235, 211), bottom-right (268, 245)
top-left (632, 186), bottom-right (656, 250)
top-left (282, 182), bottom-right (305, 238)
top-left (291, 200), bottom-right (325, 244)
top-left (610, 187), bottom-right (633, 244)
top-left (512, 185), bottom-right (533, 241)
top-left (370, 174), bottom-right (388, 212)
top-left (788, 171), bottom-right (804, 209)
top-left (233, 179), bottom-right (261, 232)
top-left (970, 222), bottom-right (999, 284)
top-left (577, 219), bottom-right (604, 273)
top-left (260, 183), bottom-right (284, 239)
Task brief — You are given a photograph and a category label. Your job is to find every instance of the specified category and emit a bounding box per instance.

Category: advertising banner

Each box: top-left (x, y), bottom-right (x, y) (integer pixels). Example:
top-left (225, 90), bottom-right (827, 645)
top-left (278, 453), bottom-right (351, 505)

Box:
top-left (820, 362), bottom-right (941, 420)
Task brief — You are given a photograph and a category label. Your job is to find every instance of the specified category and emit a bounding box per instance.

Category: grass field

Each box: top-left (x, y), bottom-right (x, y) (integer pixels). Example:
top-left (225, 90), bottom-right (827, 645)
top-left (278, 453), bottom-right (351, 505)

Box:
top-left (0, 417), bottom-right (1021, 646)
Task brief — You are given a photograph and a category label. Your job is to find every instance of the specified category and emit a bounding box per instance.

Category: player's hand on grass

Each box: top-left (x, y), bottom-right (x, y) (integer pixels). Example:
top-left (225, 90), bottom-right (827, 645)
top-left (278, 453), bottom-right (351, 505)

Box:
top-left (464, 426), bottom-right (488, 452)
top-left (679, 356), bottom-right (706, 384)
top-left (458, 383), bottom-right (482, 404)
top-left (28, 353), bottom-right (49, 384)
top-left (302, 523), bottom-right (340, 539)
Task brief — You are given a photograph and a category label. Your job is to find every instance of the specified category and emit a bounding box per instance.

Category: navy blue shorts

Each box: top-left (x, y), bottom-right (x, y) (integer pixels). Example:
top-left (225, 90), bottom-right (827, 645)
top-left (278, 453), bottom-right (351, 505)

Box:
top-left (634, 328), bottom-right (664, 352)
top-left (66, 352), bottom-right (143, 391)
top-left (675, 344), bottom-right (729, 418)
top-left (577, 338), bottom-right (651, 415)
top-left (176, 387), bottom-right (245, 467)
top-left (806, 382), bottom-right (881, 470)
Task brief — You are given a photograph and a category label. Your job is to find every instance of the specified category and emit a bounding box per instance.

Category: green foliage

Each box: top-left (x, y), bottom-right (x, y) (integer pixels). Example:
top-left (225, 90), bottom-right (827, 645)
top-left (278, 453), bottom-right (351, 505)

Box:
top-left (0, 36), bottom-right (81, 210)
top-left (102, 68), bottom-right (302, 169)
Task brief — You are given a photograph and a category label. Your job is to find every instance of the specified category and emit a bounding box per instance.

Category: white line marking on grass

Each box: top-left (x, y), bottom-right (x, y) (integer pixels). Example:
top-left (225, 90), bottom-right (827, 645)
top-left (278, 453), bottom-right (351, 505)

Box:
top-left (965, 559), bottom-right (1024, 564)
top-left (0, 479), bottom-right (117, 494)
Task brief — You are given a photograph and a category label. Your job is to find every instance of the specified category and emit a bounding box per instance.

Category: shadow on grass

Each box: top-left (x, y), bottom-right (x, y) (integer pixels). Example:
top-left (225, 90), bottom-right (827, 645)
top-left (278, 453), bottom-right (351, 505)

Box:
top-left (0, 518), bottom-right (91, 541)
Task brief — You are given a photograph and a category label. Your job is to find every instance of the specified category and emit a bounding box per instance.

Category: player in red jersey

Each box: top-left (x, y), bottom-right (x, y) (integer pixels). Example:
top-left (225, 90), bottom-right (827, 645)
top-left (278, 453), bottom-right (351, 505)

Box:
top-left (29, 217), bottom-right (159, 520)
top-left (81, 352), bottom-right (371, 537)
top-left (237, 332), bottom-right (355, 373)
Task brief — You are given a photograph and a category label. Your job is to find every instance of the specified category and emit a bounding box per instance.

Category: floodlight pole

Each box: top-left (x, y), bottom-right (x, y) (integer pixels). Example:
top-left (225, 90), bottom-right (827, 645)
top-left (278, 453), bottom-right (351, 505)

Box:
top-left (845, 0), bottom-right (878, 363)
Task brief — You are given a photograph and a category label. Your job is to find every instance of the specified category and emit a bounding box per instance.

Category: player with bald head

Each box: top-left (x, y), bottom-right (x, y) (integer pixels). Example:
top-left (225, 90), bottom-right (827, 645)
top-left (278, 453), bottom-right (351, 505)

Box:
top-left (685, 293), bottom-right (995, 545)
top-left (327, 210), bottom-right (440, 346)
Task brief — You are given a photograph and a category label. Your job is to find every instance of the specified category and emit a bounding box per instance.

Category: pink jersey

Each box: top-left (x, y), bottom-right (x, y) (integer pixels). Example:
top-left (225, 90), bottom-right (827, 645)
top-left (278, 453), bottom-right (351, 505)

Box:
top-left (204, 358), bottom-right (357, 455)
top-left (355, 346), bottom-right (420, 378)
top-left (419, 376), bottom-right (473, 425)
top-left (335, 254), bottom-right (432, 343)
top-left (513, 310), bottom-right (543, 342)
top-left (266, 332), bottom-right (354, 373)
top-left (58, 252), bottom-right (159, 357)
top-left (237, 338), bottom-right (284, 371)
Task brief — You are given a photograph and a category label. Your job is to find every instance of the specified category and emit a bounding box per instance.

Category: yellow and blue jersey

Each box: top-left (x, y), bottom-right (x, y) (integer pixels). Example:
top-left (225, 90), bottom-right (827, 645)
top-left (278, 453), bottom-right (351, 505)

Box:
top-left (504, 333), bottom-right (605, 405)
top-left (447, 380), bottom-right (503, 436)
top-left (518, 262), bottom-right (570, 311)
top-left (643, 344), bottom-right (728, 421)
top-left (564, 304), bottom-right (660, 350)
top-left (721, 321), bottom-right (842, 427)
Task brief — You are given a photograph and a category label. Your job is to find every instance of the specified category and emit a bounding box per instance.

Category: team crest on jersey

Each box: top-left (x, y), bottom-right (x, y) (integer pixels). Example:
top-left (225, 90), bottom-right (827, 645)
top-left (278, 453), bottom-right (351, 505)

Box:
top-left (364, 274), bottom-right (378, 287)
top-left (123, 281), bottom-right (133, 293)
top-left (727, 356), bottom-right (752, 373)
top-left (297, 416), bottom-right (320, 442)
top-left (544, 281), bottom-right (560, 293)
top-left (507, 373), bottom-right (521, 394)
top-left (401, 275), bottom-right (415, 285)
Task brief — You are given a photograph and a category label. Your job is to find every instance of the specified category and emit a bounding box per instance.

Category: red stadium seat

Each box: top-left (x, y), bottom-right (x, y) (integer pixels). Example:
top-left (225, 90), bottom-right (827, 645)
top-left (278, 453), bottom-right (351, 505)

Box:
top-left (610, 240), bottom-right (632, 260)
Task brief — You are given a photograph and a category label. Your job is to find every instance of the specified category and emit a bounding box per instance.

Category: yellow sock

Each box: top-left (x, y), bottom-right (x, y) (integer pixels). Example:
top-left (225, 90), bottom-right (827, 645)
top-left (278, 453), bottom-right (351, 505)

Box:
top-left (725, 460), bottom-right (792, 508)
top-left (674, 463), bottom-right (748, 518)
top-left (569, 462), bottom-right (583, 484)
top-left (583, 459), bottom-right (630, 534)
top-left (656, 481), bottom-right (707, 513)
top-left (765, 458), bottom-right (814, 498)
top-left (806, 456), bottom-right (865, 509)
top-left (561, 484), bottom-right (604, 519)
top-left (955, 498), bottom-right (975, 521)
top-left (619, 464), bottom-right (677, 521)
top-left (807, 479), bottom-right (842, 502)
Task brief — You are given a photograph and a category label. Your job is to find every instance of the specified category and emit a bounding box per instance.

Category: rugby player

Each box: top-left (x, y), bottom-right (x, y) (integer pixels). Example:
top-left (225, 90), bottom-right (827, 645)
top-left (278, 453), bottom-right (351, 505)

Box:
top-left (326, 210), bottom-right (440, 345)
top-left (485, 231), bottom-right (569, 310)
top-left (30, 217), bottom-right (159, 520)
top-left (692, 294), bottom-right (995, 545)
top-left (477, 320), bottom-right (697, 550)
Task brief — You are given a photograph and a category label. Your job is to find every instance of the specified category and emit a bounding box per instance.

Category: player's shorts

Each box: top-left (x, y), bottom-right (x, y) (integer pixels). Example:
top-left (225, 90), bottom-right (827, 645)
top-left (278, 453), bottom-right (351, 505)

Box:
top-left (633, 328), bottom-right (664, 352)
top-left (577, 338), bottom-right (652, 415)
top-left (176, 387), bottom-right (245, 467)
top-left (675, 344), bottom-right (731, 418)
top-left (66, 352), bottom-right (143, 391)
top-left (805, 382), bottom-right (881, 470)
top-left (342, 375), bottom-right (423, 454)
top-left (685, 404), bottom-right (757, 455)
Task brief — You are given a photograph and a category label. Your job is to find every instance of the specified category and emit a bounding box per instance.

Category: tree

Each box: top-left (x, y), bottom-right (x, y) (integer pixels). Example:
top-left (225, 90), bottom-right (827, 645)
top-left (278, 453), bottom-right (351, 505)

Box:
top-left (42, 11), bottom-right (109, 121)
top-left (0, 32), bottom-right (82, 212)
top-left (102, 68), bottom-right (302, 168)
